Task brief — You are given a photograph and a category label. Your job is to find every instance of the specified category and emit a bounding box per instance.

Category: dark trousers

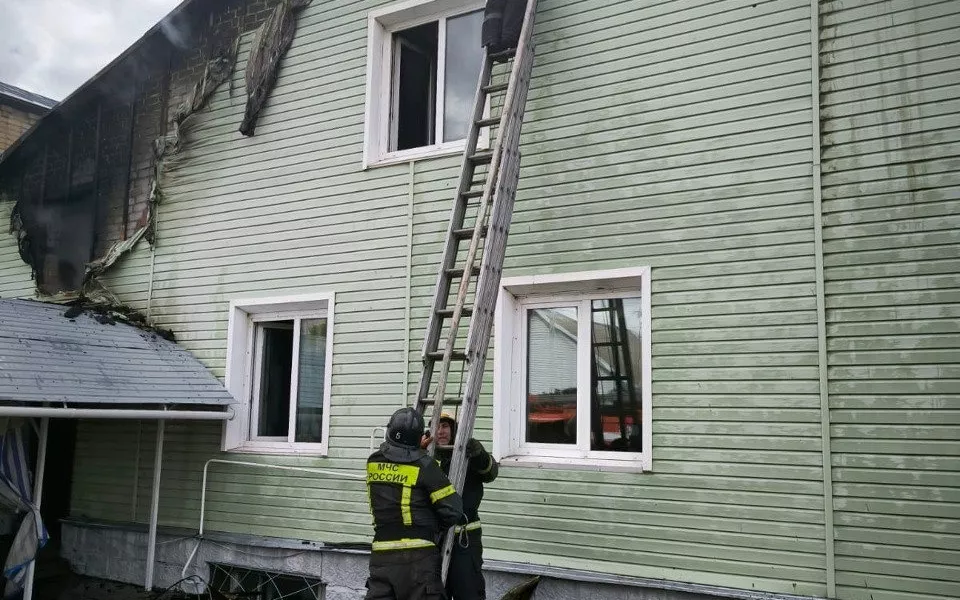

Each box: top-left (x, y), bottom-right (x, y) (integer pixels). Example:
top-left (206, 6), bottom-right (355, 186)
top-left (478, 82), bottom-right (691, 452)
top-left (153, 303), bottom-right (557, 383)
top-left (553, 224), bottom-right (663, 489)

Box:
top-left (446, 530), bottom-right (485, 600)
top-left (365, 546), bottom-right (445, 600)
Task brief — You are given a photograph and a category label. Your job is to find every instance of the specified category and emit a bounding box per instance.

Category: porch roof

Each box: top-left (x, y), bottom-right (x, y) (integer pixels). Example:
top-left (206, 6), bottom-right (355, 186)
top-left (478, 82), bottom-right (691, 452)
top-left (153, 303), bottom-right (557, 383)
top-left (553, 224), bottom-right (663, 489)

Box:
top-left (0, 298), bottom-right (235, 408)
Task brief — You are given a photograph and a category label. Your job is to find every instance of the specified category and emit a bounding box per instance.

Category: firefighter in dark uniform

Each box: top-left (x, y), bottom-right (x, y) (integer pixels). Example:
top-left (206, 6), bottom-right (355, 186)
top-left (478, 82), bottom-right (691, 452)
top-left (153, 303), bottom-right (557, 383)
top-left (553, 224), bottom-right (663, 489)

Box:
top-left (434, 413), bottom-right (499, 600)
top-left (365, 407), bottom-right (463, 600)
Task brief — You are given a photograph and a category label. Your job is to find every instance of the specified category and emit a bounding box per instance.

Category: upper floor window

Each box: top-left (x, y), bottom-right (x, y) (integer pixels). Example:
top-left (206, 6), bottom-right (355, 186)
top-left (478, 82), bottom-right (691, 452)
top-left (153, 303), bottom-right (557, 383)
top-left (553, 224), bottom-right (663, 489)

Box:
top-left (364, 0), bottom-right (487, 167)
top-left (223, 294), bottom-right (335, 455)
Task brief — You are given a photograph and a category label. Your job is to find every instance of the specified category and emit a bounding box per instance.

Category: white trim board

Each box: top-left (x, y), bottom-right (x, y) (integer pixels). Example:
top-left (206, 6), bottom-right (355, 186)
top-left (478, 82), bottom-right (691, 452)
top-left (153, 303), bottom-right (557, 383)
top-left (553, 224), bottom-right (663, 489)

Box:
top-left (493, 267), bottom-right (653, 472)
top-left (223, 292), bottom-right (336, 456)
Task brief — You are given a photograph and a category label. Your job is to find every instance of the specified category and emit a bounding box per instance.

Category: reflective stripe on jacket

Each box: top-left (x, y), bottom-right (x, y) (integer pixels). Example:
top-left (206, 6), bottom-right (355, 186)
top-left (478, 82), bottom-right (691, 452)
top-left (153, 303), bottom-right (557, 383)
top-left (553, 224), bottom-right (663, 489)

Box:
top-left (367, 442), bottom-right (463, 550)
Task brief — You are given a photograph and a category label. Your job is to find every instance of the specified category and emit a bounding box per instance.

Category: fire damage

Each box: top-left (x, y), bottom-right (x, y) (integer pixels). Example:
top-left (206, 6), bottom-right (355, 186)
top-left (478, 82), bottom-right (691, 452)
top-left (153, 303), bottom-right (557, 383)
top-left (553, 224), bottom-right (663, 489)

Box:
top-left (0, 0), bottom-right (309, 302)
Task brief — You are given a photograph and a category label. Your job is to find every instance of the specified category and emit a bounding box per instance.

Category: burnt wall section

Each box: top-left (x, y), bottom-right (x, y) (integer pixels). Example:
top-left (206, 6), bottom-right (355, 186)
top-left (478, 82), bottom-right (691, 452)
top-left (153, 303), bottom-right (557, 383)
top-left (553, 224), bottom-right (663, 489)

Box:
top-left (0, 0), bottom-right (281, 296)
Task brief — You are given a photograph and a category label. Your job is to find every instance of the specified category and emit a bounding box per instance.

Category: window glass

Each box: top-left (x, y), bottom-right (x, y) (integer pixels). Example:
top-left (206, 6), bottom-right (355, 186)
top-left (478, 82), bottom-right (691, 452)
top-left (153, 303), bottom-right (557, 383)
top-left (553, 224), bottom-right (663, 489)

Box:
top-left (295, 318), bottom-right (327, 443)
top-left (393, 22), bottom-right (437, 150)
top-left (443, 9), bottom-right (483, 142)
top-left (525, 307), bottom-right (578, 444)
top-left (590, 299), bottom-right (644, 452)
top-left (256, 322), bottom-right (294, 437)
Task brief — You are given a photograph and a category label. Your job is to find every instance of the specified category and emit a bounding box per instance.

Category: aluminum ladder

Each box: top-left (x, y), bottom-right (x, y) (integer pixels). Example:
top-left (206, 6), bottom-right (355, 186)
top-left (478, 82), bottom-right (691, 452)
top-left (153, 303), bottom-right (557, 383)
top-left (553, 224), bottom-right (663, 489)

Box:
top-left (413, 0), bottom-right (539, 582)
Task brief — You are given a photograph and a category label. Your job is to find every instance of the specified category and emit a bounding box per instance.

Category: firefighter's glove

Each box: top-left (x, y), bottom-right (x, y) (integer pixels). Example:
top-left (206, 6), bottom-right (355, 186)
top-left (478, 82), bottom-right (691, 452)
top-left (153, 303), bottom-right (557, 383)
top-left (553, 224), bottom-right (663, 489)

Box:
top-left (467, 438), bottom-right (485, 458)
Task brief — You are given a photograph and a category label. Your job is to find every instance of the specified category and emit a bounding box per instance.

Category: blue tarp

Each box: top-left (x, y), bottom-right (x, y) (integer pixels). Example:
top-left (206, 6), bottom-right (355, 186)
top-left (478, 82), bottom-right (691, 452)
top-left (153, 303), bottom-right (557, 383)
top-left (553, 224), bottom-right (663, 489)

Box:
top-left (0, 420), bottom-right (47, 598)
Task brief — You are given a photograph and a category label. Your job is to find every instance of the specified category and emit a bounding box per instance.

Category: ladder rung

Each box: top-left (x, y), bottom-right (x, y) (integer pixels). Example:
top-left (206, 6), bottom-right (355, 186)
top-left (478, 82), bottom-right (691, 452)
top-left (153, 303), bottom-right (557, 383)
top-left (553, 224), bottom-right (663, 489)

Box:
top-left (436, 307), bottom-right (474, 319)
top-left (489, 48), bottom-right (516, 62)
top-left (482, 82), bottom-right (509, 94)
top-left (426, 350), bottom-right (467, 361)
top-left (453, 226), bottom-right (487, 240)
top-left (418, 396), bottom-right (464, 408)
top-left (470, 151), bottom-right (493, 165)
top-left (462, 189), bottom-right (484, 199)
top-left (476, 117), bottom-right (500, 128)
top-left (446, 266), bottom-right (482, 278)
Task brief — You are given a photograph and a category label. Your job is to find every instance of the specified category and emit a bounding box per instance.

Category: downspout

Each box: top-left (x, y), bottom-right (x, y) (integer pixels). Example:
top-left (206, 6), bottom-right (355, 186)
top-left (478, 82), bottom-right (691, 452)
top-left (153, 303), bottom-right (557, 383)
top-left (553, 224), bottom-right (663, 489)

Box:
top-left (144, 420), bottom-right (165, 590)
top-left (402, 160), bottom-right (416, 406)
top-left (810, 0), bottom-right (836, 596)
top-left (147, 54), bottom-right (173, 320)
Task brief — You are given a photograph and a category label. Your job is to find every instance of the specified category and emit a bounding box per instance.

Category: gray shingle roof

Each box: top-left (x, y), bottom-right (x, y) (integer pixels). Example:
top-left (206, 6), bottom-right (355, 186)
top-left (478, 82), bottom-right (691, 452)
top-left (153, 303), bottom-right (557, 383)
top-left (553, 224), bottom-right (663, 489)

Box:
top-left (0, 82), bottom-right (57, 110)
top-left (0, 298), bottom-right (235, 406)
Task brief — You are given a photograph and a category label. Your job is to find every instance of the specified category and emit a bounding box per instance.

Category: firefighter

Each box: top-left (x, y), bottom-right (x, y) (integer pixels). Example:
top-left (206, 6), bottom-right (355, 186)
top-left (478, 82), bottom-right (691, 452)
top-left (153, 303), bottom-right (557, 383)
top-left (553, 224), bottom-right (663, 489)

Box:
top-left (433, 413), bottom-right (499, 600)
top-left (365, 407), bottom-right (463, 600)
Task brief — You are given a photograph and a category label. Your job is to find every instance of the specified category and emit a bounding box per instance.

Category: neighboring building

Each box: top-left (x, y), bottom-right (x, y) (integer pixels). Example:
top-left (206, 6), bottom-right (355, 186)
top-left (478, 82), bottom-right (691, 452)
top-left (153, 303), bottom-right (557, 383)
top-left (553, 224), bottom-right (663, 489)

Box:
top-left (0, 82), bottom-right (55, 156)
top-left (0, 1), bottom-right (957, 600)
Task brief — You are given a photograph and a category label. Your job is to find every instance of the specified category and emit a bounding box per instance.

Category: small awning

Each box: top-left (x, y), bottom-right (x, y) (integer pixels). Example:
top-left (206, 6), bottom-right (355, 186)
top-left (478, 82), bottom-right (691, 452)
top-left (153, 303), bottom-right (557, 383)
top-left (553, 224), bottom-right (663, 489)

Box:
top-left (0, 299), bottom-right (234, 418)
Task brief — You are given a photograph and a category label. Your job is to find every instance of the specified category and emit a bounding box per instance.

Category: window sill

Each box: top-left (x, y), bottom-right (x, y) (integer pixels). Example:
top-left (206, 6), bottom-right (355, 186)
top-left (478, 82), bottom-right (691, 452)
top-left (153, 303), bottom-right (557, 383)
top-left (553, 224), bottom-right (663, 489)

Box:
top-left (227, 442), bottom-right (329, 457)
top-left (498, 455), bottom-right (649, 474)
top-left (364, 138), bottom-right (488, 169)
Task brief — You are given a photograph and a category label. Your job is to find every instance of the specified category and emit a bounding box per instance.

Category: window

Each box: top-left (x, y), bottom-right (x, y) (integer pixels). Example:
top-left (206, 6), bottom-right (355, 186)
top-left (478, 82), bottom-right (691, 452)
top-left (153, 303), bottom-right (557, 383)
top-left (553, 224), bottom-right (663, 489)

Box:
top-left (494, 268), bottom-right (653, 471)
top-left (209, 564), bottom-right (323, 600)
top-left (364, 0), bottom-right (487, 167)
top-left (223, 294), bottom-right (335, 454)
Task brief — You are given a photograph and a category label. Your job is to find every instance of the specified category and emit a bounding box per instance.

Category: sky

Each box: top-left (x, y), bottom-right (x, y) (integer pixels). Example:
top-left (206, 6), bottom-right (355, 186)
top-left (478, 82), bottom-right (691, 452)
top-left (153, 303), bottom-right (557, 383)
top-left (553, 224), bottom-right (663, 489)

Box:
top-left (0, 0), bottom-right (182, 102)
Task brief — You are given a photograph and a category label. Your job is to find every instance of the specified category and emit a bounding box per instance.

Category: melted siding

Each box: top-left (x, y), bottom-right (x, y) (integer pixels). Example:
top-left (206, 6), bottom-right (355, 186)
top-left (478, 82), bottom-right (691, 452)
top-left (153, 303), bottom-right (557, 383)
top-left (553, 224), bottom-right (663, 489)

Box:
top-left (820, 1), bottom-right (960, 599)
top-left (0, 198), bottom-right (35, 297)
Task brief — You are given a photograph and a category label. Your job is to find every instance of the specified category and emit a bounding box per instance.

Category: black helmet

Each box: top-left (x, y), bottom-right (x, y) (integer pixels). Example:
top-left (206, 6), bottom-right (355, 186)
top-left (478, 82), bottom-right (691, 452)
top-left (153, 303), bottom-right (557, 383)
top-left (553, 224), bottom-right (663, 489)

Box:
top-left (386, 407), bottom-right (424, 448)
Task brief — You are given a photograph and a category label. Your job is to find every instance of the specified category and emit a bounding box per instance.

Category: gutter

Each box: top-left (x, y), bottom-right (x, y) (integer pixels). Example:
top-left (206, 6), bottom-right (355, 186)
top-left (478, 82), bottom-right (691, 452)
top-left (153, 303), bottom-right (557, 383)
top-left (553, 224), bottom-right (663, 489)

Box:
top-left (0, 406), bottom-right (234, 420)
top-left (810, 0), bottom-right (836, 596)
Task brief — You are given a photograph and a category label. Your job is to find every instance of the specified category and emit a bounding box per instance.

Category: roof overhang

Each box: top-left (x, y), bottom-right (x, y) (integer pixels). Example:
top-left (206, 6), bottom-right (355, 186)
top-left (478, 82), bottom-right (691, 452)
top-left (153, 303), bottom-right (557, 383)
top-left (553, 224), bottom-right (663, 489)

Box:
top-left (0, 298), bottom-right (236, 421)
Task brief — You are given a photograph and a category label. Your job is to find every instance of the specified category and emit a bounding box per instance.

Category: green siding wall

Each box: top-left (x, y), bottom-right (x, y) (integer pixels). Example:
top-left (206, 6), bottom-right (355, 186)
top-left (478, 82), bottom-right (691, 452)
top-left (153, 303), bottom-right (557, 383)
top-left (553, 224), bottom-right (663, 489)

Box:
top-left (0, 199), bottom-right (35, 297)
top-left (409, 0), bottom-right (824, 594)
top-left (1, 0), bottom-right (957, 598)
top-left (820, 1), bottom-right (960, 599)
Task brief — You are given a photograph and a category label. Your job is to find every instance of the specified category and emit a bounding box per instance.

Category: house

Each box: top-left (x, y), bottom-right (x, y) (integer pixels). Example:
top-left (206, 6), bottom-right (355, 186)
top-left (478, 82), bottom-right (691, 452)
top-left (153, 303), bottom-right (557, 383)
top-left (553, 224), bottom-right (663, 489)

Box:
top-left (0, 0), bottom-right (957, 599)
top-left (0, 82), bottom-right (55, 156)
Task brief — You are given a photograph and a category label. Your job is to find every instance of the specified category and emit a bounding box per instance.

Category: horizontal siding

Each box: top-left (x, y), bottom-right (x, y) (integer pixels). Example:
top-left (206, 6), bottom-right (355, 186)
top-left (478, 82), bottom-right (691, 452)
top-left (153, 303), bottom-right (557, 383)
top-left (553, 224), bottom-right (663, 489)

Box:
top-left (820, 1), bottom-right (960, 599)
top-left (94, 0), bottom-right (410, 549)
top-left (56, 0), bottom-right (830, 596)
top-left (407, 0), bottom-right (824, 595)
top-left (0, 198), bottom-right (36, 298)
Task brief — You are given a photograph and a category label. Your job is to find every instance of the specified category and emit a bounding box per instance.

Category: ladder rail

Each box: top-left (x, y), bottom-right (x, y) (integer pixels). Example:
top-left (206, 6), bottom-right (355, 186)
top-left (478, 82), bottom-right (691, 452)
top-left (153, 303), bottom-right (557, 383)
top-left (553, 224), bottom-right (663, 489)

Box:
top-left (415, 56), bottom-right (494, 416)
top-left (439, 0), bottom-right (540, 583)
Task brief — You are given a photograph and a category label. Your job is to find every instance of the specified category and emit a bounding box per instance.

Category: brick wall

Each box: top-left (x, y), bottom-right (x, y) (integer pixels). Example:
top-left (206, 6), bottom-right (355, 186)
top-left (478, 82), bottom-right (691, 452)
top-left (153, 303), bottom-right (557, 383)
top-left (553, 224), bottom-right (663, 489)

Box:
top-left (0, 103), bottom-right (42, 154)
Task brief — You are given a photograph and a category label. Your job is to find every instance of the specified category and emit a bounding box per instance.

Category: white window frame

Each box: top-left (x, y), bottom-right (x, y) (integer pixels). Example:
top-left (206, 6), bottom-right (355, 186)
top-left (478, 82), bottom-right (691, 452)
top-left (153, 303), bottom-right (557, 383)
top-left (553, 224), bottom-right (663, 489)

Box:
top-left (493, 268), bottom-right (653, 473)
top-left (363, 0), bottom-right (489, 168)
top-left (223, 293), bottom-right (335, 455)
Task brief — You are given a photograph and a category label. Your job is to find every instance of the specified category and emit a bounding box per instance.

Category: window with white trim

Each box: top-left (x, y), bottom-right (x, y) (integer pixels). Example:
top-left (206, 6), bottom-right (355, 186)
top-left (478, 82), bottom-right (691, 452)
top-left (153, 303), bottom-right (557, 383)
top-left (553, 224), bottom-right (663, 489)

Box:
top-left (364, 0), bottom-right (487, 167)
top-left (223, 294), bottom-right (335, 455)
top-left (494, 269), bottom-right (653, 471)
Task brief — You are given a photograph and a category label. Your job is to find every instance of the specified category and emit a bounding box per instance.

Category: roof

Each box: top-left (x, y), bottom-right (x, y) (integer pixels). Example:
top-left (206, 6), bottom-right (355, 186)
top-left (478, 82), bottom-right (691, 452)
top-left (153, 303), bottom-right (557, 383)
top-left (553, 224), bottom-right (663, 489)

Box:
top-left (0, 298), bottom-right (235, 407)
top-left (0, 81), bottom-right (57, 111)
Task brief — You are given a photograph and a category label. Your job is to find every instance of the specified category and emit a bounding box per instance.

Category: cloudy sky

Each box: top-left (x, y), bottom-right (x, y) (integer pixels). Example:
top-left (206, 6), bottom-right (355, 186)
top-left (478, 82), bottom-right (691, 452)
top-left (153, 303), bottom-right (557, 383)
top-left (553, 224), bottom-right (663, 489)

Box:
top-left (0, 0), bottom-right (182, 102)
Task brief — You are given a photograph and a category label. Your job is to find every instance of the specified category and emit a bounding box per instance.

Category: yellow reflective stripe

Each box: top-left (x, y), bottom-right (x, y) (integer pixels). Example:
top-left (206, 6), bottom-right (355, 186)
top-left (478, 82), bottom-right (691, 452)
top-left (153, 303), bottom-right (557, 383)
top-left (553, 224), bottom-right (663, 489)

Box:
top-left (454, 521), bottom-right (481, 533)
top-left (430, 484), bottom-right (456, 503)
top-left (367, 462), bottom-right (420, 486)
top-left (401, 485), bottom-right (412, 525)
top-left (372, 538), bottom-right (435, 552)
